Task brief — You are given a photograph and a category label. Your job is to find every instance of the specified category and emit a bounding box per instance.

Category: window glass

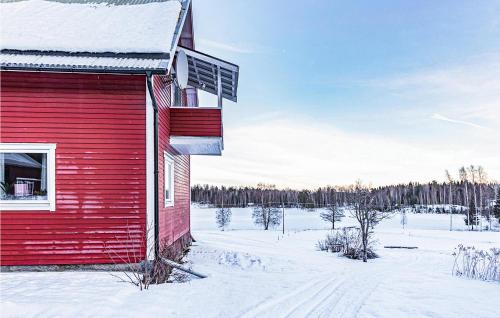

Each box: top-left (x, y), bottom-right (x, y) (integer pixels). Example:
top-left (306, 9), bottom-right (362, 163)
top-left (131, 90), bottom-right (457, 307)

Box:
top-left (173, 81), bottom-right (197, 107)
top-left (186, 87), bottom-right (198, 107)
top-left (0, 153), bottom-right (48, 201)
top-left (165, 162), bottom-right (172, 201)
top-left (164, 154), bottom-right (174, 207)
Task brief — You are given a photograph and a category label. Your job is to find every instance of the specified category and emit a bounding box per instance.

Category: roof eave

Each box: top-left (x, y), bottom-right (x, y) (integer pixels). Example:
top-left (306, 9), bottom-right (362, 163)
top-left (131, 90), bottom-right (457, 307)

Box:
top-left (0, 65), bottom-right (167, 75)
top-left (166, 0), bottom-right (192, 73)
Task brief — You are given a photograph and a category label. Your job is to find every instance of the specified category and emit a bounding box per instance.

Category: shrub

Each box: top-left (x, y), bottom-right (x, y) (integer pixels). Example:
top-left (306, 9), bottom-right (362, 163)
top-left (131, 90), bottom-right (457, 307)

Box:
top-left (452, 245), bottom-right (500, 282)
top-left (317, 227), bottom-right (377, 260)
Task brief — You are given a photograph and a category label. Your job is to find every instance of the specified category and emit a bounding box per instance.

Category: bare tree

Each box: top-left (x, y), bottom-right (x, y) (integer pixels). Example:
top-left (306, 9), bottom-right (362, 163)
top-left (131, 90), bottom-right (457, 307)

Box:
top-left (400, 209), bottom-right (408, 230)
top-left (252, 205), bottom-right (281, 230)
top-left (445, 169), bottom-right (454, 231)
top-left (251, 183), bottom-right (282, 230)
top-left (320, 202), bottom-right (344, 230)
top-left (215, 191), bottom-right (231, 231)
top-left (216, 208), bottom-right (232, 231)
top-left (477, 166), bottom-right (488, 230)
top-left (350, 181), bottom-right (391, 262)
top-left (469, 166), bottom-right (478, 227)
top-left (459, 167), bottom-right (471, 229)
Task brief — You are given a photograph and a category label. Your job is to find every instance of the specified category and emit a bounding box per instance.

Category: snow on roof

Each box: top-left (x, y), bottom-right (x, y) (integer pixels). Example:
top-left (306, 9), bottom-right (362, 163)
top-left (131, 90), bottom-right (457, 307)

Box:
top-left (0, 0), bottom-right (184, 54)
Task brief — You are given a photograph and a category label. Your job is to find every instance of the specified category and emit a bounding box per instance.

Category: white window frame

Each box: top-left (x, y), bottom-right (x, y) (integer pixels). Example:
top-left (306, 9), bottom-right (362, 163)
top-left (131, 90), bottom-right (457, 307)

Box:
top-left (0, 143), bottom-right (56, 211)
top-left (164, 152), bottom-right (175, 207)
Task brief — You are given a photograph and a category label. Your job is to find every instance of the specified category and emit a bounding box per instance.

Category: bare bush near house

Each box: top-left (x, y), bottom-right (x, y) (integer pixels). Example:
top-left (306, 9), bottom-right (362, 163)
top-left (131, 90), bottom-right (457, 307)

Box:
top-left (106, 225), bottom-right (174, 290)
top-left (216, 207), bottom-right (232, 231)
top-left (452, 245), bottom-right (500, 282)
top-left (317, 227), bottom-right (377, 260)
top-left (252, 205), bottom-right (281, 230)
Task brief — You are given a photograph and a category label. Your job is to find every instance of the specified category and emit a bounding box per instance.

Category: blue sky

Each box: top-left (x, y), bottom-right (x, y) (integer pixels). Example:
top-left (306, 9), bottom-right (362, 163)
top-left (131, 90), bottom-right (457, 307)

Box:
top-left (191, 0), bottom-right (500, 188)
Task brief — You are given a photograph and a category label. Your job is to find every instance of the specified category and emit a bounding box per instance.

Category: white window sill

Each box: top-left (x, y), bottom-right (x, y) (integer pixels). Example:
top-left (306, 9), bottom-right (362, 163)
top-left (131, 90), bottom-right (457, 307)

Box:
top-left (0, 200), bottom-right (55, 211)
top-left (165, 200), bottom-right (174, 208)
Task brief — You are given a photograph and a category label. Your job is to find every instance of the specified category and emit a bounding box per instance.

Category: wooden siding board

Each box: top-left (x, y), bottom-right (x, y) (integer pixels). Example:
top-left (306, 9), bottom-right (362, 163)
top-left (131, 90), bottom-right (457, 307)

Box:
top-left (0, 71), bottom-right (147, 266)
top-left (170, 107), bottom-right (222, 137)
top-left (153, 75), bottom-right (191, 247)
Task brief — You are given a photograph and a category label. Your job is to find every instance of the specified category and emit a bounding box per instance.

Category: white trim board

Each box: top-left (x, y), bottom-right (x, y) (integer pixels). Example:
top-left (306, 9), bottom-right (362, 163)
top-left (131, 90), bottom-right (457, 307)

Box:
top-left (164, 152), bottom-right (175, 207)
top-left (0, 143), bottom-right (56, 211)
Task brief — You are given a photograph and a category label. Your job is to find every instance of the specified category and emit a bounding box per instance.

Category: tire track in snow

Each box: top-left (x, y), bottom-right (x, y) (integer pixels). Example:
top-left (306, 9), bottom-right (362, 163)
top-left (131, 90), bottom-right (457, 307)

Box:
top-left (282, 277), bottom-right (349, 318)
top-left (239, 276), bottom-right (337, 318)
top-left (314, 274), bottom-right (382, 318)
top-left (239, 268), bottom-right (386, 318)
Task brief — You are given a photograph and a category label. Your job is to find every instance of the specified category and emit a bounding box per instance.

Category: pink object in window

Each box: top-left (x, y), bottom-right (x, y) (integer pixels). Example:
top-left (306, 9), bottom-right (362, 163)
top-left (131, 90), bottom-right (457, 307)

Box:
top-left (15, 183), bottom-right (29, 196)
top-left (186, 88), bottom-right (198, 107)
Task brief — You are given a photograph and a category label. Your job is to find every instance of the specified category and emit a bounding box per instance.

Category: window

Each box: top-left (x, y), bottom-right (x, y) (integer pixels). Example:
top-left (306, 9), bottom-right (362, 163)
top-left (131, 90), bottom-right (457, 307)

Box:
top-left (164, 153), bottom-right (174, 207)
top-left (172, 80), bottom-right (198, 107)
top-left (0, 143), bottom-right (56, 211)
top-left (172, 80), bottom-right (183, 106)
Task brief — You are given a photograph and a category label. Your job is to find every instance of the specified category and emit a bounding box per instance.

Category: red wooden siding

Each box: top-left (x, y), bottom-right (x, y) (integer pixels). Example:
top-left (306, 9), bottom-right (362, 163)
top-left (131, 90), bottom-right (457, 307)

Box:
top-left (153, 75), bottom-right (191, 247)
top-left (170, 107), bottom-right (222, 137)
top-left (0, 71), bottom-right (147, 266)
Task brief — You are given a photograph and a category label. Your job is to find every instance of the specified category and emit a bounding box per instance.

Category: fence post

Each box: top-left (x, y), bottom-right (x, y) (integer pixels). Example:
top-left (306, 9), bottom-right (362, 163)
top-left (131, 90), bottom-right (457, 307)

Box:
top-left (450, 209), bottom-right (452, 231)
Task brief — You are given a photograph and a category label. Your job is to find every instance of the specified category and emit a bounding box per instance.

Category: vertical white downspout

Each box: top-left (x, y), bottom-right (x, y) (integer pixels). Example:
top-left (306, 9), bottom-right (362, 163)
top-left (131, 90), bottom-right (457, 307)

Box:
top-left (145, 80), bottom-right (155, 260)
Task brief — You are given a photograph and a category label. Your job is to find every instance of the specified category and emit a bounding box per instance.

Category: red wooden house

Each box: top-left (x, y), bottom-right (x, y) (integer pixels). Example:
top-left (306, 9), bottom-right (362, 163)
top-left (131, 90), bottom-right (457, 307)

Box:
top-left (0, 0), bottom-right (238, 266)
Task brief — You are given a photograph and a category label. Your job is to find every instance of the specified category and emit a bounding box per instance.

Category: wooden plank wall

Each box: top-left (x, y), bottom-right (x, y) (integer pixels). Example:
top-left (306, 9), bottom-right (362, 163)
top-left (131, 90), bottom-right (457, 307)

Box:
top-left (0, 71), bottom-right (147, 265)
top-left (169, 107), bottom-right (222, 137)
top-left (153, 75), bottom-right (191, 248)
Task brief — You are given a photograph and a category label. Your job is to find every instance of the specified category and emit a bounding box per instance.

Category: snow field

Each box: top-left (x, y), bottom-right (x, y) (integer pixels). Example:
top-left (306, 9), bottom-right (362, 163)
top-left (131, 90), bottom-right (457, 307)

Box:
top-left (1, 206), bottom-right (499, 318)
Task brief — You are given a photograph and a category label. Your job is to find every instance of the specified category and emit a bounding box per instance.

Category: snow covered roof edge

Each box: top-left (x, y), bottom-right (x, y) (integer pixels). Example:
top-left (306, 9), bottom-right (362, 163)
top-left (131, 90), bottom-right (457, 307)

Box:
top-left (0, 0), bottom-right (191, 73)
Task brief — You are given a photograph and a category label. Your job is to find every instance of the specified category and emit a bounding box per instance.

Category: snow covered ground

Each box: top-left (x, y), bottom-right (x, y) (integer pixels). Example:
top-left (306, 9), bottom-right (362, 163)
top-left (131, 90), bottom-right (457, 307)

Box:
top-left (1, 206), bottom-right (499, 318)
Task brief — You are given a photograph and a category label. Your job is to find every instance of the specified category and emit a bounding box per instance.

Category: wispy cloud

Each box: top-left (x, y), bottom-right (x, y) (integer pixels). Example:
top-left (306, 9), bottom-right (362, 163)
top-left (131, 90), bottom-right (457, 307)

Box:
top-left (198, 39), bottom-right (254, 54)
top-left (360, 53), bottom-right (500, 128)
top-left (431, 113), bottom-right (485, 129)
top-left (366, 52), bottom-right (500, 94)
top-left (192, 118), bottom-right (500, 189)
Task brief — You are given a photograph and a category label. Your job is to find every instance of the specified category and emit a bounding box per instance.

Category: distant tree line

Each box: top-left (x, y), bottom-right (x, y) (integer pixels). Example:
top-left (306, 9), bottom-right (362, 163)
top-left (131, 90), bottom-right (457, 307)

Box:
top-left (192, 166), bottom-right (499, 216)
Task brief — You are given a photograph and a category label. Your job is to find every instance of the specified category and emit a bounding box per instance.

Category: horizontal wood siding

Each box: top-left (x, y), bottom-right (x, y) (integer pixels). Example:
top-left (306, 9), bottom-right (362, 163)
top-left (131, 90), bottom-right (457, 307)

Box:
top-left (170, 107), bottom-right (222, 137)
top-left (0, 71), bottom-right (147, 266)
top-left (153, 76), bottom-right (191, 247)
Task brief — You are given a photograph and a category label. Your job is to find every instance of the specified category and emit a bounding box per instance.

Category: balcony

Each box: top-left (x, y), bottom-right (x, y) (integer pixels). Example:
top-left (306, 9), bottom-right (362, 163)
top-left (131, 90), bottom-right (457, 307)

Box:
top-left (168, 47), bottom-right (238, 156)
top-left (169, 107), bottom-right (223, 155)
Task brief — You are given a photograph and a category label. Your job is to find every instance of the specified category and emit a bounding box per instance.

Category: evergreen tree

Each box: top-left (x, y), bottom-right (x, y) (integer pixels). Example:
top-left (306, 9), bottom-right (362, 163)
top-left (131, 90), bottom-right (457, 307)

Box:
top-left (493, 188), bottom-right (500, 222)
top-left (465, 198), bottom-right (478, 230)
